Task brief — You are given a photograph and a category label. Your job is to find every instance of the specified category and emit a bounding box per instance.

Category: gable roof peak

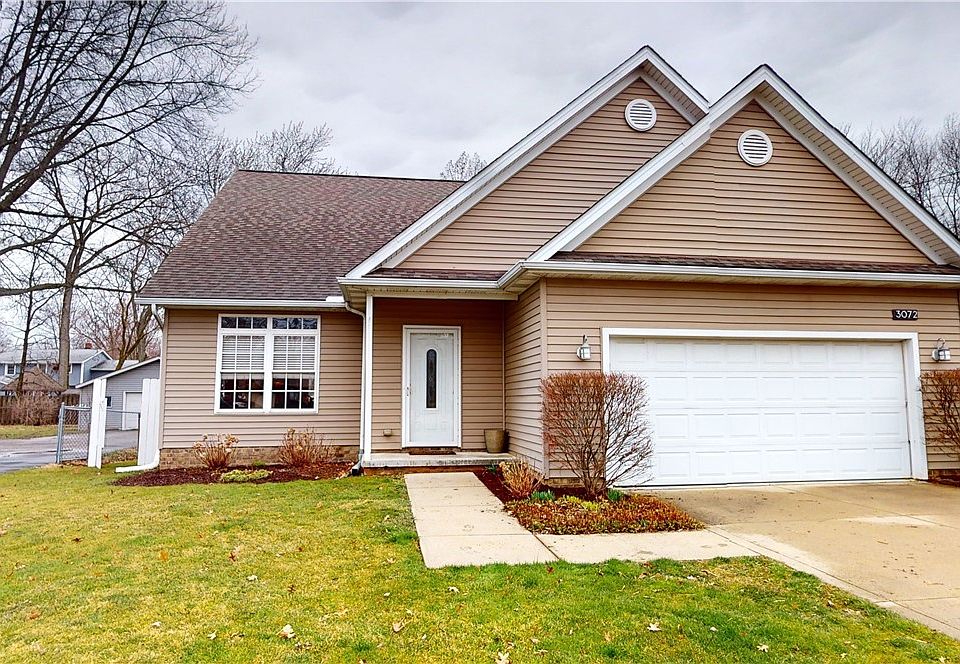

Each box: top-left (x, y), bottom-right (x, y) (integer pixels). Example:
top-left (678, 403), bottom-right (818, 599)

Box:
top-left (345, 46), bottom-right (708, 279)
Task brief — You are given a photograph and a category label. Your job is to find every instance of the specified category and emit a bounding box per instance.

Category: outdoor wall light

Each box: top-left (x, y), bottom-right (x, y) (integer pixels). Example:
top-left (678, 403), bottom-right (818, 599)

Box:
top-left (576, 335), bottom-right (592, 361)
top-left (932, 338), bottom-right (952, 362)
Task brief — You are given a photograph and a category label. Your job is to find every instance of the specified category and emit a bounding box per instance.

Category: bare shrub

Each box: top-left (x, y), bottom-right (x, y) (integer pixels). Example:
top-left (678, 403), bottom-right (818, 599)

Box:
top-left (278, 428), bottom-right (331, 468)
top-left (922, 369), bottom-right (960, 464)
top-left (192, 434), bottom-right (238, 471)
top-left (541, 371), bottom-right (653, 498)
top-left (498, 459), bottom-right (541, 498)
top-left (10, 393), bottom-right (60, 425)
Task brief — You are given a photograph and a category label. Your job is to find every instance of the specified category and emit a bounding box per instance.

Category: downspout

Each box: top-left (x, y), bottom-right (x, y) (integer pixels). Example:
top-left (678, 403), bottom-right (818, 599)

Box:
top-left (344, 297), bottom-right (369, 474)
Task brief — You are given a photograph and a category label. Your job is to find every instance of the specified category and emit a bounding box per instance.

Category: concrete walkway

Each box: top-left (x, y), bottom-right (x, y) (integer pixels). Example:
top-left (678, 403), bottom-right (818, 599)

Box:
top-left (655, 482), bottom-right (960, 640)
top-left (404, 472), bottom-right (754, 568)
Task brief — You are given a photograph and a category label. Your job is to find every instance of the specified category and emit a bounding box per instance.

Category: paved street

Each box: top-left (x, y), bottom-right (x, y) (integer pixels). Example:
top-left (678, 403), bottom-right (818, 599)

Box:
top-left (0, 430), bottom-right (138, 473)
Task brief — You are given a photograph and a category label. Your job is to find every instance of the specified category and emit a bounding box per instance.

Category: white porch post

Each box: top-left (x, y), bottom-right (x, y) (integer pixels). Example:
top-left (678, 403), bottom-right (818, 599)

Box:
top-left (362, 293), bottom-right (374, 462)
top-left (87, 377), bottom-right (107, 468)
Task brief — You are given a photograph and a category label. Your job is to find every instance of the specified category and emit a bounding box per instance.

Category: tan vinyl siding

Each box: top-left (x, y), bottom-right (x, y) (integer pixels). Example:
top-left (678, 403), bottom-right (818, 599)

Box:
top-left (160, 308), bottom-right (361, 449)
top-left (578, 102), bottom-right (932, 264)
top-left (543, 277), bottom-right (960, 470)
top-left (400, 78), bottom-right (691, 272)
top-left (504, 281), bottom-right (544, 471)
top-left (371, 298), bottom-right (504, 452)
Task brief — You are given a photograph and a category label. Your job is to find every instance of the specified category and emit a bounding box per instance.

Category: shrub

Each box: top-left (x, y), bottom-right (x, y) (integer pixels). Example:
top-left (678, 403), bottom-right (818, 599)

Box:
top-left (541, 371), bottom-right (653, 499)
top-left (922, 369), bottom-right (960, 464)
top-left (498, 459), bottom-right (541, 498)
top-left (192, 434), bottom-right (238, 470)
top-left (10, 393), bottom-right (60, 425)
top-left (607, 489), bottom-right (625, 502)
top-left (278, 428), bottom-right (331, 468)
top-left (220, 469), bottom-right (270, 483)
top-left (529, 489), bottom-right (555, 502)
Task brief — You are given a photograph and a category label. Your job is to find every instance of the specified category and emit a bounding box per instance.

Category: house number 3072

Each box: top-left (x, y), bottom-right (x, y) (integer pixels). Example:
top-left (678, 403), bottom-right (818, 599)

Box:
top-left (891, 309), bottom-right (919, 320)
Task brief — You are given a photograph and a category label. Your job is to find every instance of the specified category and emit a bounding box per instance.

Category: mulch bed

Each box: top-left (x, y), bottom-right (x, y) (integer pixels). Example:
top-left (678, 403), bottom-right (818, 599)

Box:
top-left (114, 462), bottom-right (353, 487)
top-left (929, 471), bottom-right (960, 488)
top-left (506, 495), bottom-right (703, 535)
top-left (473, 467), bottom-right (702, 535)
top-left (473, 467), bottom-right (593, 502)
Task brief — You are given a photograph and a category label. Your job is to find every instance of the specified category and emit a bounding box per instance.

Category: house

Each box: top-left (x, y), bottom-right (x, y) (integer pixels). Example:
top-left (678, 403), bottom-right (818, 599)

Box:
top-left (76, 357), bottom-right (161, 430)
top-left (0, 348), bottom-right (113, 390)
top-left (0, 366), bottom-right (65, 397)
top-left (139, 46), bottom-right (960, 485)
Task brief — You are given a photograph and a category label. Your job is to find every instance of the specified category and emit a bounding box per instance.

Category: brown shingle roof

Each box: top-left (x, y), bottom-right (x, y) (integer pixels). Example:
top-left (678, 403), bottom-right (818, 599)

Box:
top-left (142, 171), bottom-right (462, 301)
top-left (552, 252), bottom-right (960, 275)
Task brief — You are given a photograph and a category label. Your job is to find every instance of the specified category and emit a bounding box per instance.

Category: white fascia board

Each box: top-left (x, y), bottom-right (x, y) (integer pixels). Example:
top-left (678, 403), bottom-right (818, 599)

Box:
top-left (135, 296), bottom-right (347, 310)
top-left (338, 277), bottom-right (501, 290)
top-left (346, 47), bottom-right (709, 278)
top-left (753, 71), bottom-right (960, 263)
top-left (530, 65), bottom-right (960, 265)
top-left (517, 260), bottom-right (960, 286)
top-left (528, 90), bottom-right (760, 260)
top-left (75, 357), bottom-right (160, 389)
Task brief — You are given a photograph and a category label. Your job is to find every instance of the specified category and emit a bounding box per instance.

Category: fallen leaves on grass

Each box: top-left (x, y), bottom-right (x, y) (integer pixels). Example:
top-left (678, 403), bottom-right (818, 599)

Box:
top-left (158, 549), bottom-right (169, 562)
top-left (496, 652), bottom-right (510, 664)
top-left (278, 624), bottom-right (295, 639)
top-left (229, 545), bottom-right (241, 562)
top-left (757, 644), bottom-right (769, 652)
top-left (506, 495), bottom-right (702, 535)
top-left (647, 623), bottom-right (661, 632)
top-left (392, 622), bottom-right (404, 633)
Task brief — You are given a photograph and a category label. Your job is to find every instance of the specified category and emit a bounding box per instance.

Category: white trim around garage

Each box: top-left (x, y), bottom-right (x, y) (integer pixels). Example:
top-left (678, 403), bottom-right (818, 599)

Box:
top-left (600, 327), bottom-right (928, 481)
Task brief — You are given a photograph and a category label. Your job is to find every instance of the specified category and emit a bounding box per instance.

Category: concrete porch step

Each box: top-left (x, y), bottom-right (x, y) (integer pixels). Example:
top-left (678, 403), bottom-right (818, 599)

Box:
top-left (364, 451), bottom-right (514, 469)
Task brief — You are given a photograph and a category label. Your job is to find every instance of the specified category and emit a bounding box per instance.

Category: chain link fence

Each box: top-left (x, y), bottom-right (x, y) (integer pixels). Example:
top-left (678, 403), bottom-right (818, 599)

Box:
top-left (56, 405), bottom-right (91, 463)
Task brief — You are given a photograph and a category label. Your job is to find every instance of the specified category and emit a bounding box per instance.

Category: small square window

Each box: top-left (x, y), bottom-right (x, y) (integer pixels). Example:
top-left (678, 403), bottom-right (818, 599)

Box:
top-left (221, 317), bottom-right (237, 329)
top-left (273, 317), bottom-right (288, 329)
top-left (105, 396), bottom-right (113, 407)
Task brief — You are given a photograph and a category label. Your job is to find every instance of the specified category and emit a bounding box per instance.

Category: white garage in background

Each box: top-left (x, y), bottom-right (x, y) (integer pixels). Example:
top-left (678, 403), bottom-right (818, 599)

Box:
top-left (603, 329), bottom-right (926, 487)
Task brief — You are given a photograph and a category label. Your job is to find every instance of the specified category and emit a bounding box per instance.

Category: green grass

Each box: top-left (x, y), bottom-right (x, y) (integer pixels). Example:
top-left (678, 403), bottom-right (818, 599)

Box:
top-left (1, 467), bottom-right (958, 663)
top-left (0, 424), bottom-right (57, 439)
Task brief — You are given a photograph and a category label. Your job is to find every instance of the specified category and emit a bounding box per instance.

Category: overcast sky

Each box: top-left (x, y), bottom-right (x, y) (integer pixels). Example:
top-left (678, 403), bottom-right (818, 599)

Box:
top-left (221, 2), bottom-right (960, 179)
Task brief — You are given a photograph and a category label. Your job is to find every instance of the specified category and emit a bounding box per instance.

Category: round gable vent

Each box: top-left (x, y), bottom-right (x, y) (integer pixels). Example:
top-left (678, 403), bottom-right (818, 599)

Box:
top-left (738, 129), bottom-right (773, 166)
top-left (624, 99), bottom-right (657, 132)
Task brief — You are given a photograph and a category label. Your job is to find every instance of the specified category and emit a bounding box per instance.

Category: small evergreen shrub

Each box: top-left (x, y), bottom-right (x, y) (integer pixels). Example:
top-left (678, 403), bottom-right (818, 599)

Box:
top-left (220, 469), bottom-right (271, 483)
top-left (529, 490), bottom-right (556, 502)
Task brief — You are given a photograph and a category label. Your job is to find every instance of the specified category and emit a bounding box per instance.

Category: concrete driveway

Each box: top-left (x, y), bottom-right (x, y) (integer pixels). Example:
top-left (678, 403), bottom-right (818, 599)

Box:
top-left (0, 430), bottom-right (138, 473)
top-left (656, 482), bottom-right (960, 639)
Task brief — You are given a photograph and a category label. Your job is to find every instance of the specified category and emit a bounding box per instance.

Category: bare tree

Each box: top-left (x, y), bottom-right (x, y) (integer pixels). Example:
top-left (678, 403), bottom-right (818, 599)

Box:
top-left (541, 371), bottom-right (654, 497)
top-left (0, 0), bottom-right (254, 268)
top-left (439, 151), bottom-right (486, 181)
top-left (194, 122), bottom-right (345, 201)
top-left (852, 116), bottom-right (960, 234)
top-left (34, 141), bottom-right (181, 387)
top-left (73, 248), bottom-right (162, 368)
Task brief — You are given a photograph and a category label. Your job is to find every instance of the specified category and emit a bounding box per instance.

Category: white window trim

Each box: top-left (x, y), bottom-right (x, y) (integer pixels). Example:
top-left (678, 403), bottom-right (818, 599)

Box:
top-left (4, 364), bottom-right (14, 376)
top-left (214, 313), bottom-right (321, 415)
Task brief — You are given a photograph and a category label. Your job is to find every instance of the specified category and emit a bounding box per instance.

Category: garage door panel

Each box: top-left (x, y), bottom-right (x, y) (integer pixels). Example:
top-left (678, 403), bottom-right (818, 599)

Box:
top-left (609, 336), bottom-right (912, 486)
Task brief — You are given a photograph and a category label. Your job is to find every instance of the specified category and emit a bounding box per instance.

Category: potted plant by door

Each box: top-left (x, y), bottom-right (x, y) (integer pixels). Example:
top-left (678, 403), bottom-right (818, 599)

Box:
top-left (484, 428), bottom-right (508, 454)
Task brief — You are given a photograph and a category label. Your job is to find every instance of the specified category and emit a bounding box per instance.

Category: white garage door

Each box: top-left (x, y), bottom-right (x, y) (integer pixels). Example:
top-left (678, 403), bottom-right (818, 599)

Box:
top-left (608, 336), bottom-right (912, 486)
top-left (122, 392), bottom-right (142, 430)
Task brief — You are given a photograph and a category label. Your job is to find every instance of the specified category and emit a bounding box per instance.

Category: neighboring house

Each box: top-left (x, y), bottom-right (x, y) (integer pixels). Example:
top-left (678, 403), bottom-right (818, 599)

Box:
top-left (139, 46), bottom-right (960, 485)
top-left (0, 367), bottom-right (65, 396)
top-left (77, 357), bottom-right (161, 430)
top-left (0, 348), bottom-right (113, 388)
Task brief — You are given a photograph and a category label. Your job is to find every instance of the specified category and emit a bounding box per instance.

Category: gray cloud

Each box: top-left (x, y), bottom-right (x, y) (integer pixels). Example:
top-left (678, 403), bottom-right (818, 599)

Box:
top-left (221, 2), bottom-right (960, 178)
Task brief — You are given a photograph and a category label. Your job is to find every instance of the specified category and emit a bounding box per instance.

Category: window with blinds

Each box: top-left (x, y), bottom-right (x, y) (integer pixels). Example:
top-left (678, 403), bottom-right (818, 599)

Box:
top-left (217, 315), bottom-right (319, 412)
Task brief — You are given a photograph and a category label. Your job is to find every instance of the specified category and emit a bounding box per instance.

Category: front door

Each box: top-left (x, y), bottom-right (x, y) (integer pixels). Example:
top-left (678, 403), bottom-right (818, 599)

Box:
top-left (403, 327), bottom-right (460, 447)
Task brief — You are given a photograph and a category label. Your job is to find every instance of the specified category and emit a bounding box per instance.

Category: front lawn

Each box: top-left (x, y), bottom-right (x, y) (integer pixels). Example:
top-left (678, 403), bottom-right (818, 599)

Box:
top-left (0, 424), bottom-right (57, 440)
top-left (1, 467), bottom-right (958, 663)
